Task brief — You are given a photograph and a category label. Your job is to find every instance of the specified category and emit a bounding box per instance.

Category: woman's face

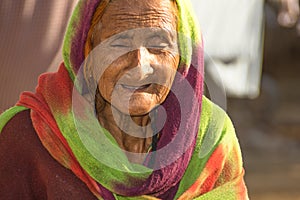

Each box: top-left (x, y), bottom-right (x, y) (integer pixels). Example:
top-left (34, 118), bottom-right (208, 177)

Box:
top-left (92, 0), bottom-right (179, 116)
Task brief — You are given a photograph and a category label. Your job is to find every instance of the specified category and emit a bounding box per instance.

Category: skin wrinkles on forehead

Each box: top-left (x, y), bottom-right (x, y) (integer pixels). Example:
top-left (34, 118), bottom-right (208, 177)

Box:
top-left (97, 0), bottom-right (178, 43)
top-left (109, 28), bottom-right (176, 42)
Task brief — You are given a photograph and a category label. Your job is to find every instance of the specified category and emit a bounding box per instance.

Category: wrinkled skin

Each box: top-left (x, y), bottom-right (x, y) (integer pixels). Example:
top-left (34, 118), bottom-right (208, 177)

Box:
top-left (91, 0), bottom-right (179, 163)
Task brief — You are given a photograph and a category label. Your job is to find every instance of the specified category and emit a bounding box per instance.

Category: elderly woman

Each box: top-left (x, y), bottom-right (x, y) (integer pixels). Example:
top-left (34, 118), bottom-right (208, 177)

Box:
top-left (0, 0), bottom-right (248, 199)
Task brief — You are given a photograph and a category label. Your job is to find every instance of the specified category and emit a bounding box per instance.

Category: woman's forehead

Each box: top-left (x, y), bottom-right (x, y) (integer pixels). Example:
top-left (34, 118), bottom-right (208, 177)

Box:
top-left (98, 0), bottom-right (177, 41)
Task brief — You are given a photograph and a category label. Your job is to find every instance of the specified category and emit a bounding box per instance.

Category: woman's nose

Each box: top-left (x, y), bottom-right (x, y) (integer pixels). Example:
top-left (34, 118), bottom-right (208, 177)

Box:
top-left (130, 47), bottom-right (154, 80)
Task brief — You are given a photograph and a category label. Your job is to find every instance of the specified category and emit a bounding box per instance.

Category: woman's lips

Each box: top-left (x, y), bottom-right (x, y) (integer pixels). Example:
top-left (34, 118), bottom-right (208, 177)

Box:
top-left (121, 84), bottom-right (151, 92)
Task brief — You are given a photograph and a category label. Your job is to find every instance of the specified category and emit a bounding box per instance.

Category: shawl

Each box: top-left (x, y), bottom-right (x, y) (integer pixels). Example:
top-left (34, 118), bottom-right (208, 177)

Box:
top-left (0, 0), bottom-right (248, 199)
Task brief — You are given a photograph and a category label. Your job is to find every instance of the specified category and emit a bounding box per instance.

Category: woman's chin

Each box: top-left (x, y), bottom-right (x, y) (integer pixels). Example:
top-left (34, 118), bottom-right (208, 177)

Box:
top-left (111, 93), bottom-right (160, 116)
top-left (118, 104), bottom-right (155, 116)
top-left (111, 100), bottom-right (156, 116)
top-left (128, 106), bottom-right (154, 116)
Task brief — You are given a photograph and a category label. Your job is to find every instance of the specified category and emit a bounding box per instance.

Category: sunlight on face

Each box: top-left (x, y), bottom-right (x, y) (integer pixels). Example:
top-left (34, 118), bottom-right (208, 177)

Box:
top-left (92, 0), bottom-right (179, 116)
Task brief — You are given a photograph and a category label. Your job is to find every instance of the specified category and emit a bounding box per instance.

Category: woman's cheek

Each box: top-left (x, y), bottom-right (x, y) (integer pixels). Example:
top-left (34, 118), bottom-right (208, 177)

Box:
top-left (156, 54), bottom-right (178, 80)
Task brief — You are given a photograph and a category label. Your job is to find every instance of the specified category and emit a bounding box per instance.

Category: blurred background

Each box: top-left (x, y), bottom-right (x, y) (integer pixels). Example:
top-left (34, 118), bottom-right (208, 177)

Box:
top-left (0, 0), bottom-right (77, 111)
top-left (229, 2), bottom-right (300, 199)
top-left (0, 0), bottom-right (299, 199)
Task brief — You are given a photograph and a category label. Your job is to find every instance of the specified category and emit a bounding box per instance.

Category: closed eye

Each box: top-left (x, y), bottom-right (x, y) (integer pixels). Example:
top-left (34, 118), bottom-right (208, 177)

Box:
top-left (111, 44), bottom-right (130, 48)
top-left (110, 38), bottom-right (132, 48)
top-left (148, 43), bottom-right (169, 49)
top-left (146, 36), bottom-right (170, 49)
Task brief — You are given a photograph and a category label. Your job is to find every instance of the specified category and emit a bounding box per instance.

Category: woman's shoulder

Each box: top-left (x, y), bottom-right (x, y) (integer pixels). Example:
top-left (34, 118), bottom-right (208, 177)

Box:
top-left (0, 109), bottom-right (39, 199)
top-left (200, 95), bottom-right (230, 129)
top-left (0, 109), bottom-right (36, 155)
top-left (199, 96), bottom-right (237, 150)
top-left (0, 109), bottom-right (97, 199)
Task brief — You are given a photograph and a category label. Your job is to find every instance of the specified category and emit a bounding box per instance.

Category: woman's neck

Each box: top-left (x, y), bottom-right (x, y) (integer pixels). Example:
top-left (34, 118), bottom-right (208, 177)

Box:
top-left (97, 101), bottom-right (153, 164)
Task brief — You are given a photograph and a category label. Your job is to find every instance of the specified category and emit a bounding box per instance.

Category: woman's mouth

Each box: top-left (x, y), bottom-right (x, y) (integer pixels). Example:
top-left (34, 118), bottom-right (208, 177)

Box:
top-left (121, 84), bottom-right (151, 92)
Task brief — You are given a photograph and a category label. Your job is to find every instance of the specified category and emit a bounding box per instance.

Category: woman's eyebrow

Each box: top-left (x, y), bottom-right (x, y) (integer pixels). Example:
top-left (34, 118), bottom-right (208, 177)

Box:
top-left (114, 32), bottom-right (134, 40)
top-left (146, 34), bottom-right (168, 42)
top-left (146, 29), bottom-right (175, 41)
